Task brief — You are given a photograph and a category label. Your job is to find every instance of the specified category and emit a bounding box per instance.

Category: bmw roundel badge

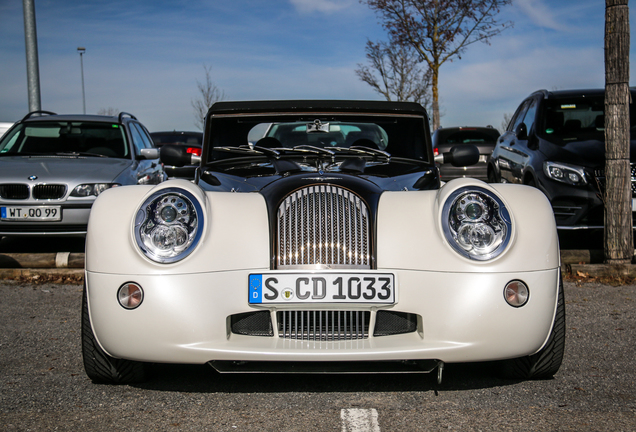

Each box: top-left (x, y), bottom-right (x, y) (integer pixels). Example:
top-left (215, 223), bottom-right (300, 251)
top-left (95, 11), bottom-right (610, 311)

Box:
top-left (28, 175), bottom-right (38, 181)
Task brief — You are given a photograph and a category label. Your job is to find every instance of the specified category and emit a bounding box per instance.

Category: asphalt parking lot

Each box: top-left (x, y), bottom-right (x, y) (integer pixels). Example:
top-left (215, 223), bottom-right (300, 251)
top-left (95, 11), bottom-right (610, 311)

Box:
top-left (1, 278), bottom-right (635, 431)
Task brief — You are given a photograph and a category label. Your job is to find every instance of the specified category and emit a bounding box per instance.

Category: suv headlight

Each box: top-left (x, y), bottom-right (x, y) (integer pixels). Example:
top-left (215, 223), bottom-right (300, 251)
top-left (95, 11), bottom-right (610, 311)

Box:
top-left (442, 186), bottom-right (512, 261)
top-left (134, 188), bottom-right (203, 263)
top-left (543, 161), bottom-right (587, 186)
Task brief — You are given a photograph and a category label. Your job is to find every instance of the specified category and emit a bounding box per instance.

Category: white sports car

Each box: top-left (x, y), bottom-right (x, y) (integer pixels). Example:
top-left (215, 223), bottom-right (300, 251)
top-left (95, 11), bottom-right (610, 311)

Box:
top-left (82, 100), bottom-right (564, 384)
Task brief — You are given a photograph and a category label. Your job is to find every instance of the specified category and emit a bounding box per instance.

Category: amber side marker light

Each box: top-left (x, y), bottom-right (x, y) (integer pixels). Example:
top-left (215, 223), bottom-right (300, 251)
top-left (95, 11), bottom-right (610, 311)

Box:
top-left (118, 282), bottom-right (144, 309)
top-left (504, 280), bottom-right (529, 307)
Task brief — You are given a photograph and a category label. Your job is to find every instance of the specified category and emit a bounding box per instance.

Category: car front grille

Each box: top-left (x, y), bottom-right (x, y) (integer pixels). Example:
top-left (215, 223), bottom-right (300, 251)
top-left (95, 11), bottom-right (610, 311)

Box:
top-left (594, 164), bottom-right (636, 196)
top-left (0, 184), bottom-right (29, 200)
top-left (276, 185), bottom-right (370, 269)
top-left (277, 310), bottom-right (370, 340)
top-left (32, 184), bottom-right (66, 200)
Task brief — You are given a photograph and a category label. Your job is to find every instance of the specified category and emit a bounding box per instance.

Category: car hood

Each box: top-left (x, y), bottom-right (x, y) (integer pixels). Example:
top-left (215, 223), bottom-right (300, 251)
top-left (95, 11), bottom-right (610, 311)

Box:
top-left (540, 138), bottom-right (636, 169)
top-left (0, 156), bottom-right (132, 183)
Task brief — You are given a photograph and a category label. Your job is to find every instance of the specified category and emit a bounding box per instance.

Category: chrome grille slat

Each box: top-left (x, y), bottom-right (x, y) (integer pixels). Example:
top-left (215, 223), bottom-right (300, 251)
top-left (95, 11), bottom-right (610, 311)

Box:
top-left (277, 310), bottom-right (370, 340)
top-left (277, 185), bottom-right (370, 269)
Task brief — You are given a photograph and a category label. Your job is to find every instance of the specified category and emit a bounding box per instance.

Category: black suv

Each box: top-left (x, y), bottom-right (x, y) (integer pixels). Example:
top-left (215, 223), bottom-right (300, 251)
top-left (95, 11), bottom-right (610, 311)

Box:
top-left (488, 88), bottom-right (636, 229)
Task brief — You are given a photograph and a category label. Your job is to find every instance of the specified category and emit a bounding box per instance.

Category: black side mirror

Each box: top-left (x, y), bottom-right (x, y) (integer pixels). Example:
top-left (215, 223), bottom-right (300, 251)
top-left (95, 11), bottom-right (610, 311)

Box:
top-left (434, 144), bottom-right (480, 167)
top-left (515, 122), bottom-right (528, 140)
top-left (160, 144), bottom-right (200, 167)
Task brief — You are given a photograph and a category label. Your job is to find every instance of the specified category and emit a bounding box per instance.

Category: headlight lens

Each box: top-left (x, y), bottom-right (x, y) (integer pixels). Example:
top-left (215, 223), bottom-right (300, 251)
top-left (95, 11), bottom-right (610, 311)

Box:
top-left (71, 183), bottom-right (120, 197)
top-left (134, 188), bottom-right (203, 263)
top-left (442, 186), bottom-right (512, 260)
top-left (543, 161), bottom-right (587, 186)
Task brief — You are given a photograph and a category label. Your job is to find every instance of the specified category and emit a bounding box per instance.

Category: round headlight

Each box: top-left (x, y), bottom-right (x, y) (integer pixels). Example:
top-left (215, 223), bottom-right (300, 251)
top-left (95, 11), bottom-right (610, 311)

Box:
top-left (134, 188), bottom-right (204, 263)
top-left (442, 186), bottom-right (512, 261)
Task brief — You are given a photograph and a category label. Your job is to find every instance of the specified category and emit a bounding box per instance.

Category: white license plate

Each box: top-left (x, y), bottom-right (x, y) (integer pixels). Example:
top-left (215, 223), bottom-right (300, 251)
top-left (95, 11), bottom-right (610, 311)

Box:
top-left (0, 206), bottom-right (61, 221)
top-left (248, 273), bottom-right (395, 304)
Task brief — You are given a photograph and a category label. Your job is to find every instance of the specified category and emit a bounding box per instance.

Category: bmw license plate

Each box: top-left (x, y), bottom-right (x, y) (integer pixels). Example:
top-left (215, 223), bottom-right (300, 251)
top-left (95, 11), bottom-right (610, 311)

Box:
top-left (0, 206), bottom-right (61, 221)
top-left (248, 273), bottom-right (395, 304)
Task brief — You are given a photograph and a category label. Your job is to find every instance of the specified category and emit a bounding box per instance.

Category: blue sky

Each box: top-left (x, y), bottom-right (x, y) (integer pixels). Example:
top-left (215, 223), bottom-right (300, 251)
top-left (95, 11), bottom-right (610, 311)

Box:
top-left (0, 0), bottom-right (632, 132)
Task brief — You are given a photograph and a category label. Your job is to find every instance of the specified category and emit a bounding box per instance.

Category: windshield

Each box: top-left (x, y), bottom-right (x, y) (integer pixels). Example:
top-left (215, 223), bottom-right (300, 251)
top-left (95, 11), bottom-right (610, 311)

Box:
top-left (208, 115), bottom-right (429, 161)
top-left (0, 121), bottom-right (129, 158)
top-left (540, 96), bottom-right (636, 142)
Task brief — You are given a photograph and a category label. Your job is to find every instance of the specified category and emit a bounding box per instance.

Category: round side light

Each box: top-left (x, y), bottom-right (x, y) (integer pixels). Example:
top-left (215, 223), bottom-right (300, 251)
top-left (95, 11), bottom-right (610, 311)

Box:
top-left (118, 282), bottom-right (144, 309)
top-left (504, 280), bottom-right (529, 307)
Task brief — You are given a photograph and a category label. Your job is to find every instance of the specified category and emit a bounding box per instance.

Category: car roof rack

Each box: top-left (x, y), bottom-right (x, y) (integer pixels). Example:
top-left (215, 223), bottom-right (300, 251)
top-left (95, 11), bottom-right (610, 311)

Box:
top-left (21, 110), bottom-right (57, 121)
top-left (118, 112), bottom-right (137, 122)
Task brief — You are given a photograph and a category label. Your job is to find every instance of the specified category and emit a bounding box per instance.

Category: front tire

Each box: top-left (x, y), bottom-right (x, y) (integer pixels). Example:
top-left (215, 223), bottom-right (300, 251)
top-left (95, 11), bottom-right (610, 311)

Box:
top-left (82, 284), bottom-right (149, 384)
top-left (498, 275), bottom-right (566, 380)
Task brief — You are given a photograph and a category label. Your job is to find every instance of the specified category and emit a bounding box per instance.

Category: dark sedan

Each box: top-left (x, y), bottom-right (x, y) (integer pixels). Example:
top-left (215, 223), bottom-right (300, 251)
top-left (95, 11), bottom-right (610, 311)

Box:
top-left (432, 126), bottom-right (499, 182)
top-left (150, 131), bottom-right (202, 178)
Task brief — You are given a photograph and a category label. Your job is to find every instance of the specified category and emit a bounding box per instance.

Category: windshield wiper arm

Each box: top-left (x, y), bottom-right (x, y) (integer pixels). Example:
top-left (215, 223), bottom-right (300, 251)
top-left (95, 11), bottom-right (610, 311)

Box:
top-left (331, 146), bottom-right (391, 159)
top-left (55, 152), bottom-right (107, 158)
top-left (291, 145), bottom-right (335, 156)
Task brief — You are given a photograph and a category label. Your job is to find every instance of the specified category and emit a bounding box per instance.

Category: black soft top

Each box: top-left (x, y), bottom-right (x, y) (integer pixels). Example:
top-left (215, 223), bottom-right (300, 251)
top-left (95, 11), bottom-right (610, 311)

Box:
top-left (207, 100), bottom-right (427, 117)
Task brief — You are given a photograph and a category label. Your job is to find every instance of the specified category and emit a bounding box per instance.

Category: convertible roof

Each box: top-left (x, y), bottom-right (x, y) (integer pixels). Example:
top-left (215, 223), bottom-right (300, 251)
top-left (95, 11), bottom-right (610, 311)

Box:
top-left (207, 100), bottom-right (427, 116)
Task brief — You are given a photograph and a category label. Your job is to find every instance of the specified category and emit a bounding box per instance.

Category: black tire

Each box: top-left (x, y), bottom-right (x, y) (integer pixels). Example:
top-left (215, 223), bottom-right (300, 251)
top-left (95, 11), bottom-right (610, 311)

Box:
top-left (498, 274), bottom-right (566, 380)
top-left (487, 166), bottom-right (499, 183)
top-left (525, 176), bottom-right (537, 188)
top-left (82, 284), bottom-right (149, 384)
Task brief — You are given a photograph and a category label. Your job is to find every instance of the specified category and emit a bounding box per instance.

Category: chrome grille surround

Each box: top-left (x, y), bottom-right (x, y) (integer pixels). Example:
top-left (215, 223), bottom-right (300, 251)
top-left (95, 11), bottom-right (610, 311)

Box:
top-left (276, 185), bottom-right (370, 269)
top-left (32, 184), bottom-right (66, 200)
top-left (277, 310), bottom-right (370, 340)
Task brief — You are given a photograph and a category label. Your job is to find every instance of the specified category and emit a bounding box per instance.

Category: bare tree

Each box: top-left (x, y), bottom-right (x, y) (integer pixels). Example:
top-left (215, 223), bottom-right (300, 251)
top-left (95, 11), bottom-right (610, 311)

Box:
top-left (97, 107), bottom-right (119, 116)
top-left (361, 0), bottom-right (513, 130)
top-left (192, 65), bottom-right (226, 130)
top-left (355, 39), bottom-right (432, 108)
top-left (604, 0), bottom-right (632, 265)
top-left (500, 111), bottom-right (513, 133)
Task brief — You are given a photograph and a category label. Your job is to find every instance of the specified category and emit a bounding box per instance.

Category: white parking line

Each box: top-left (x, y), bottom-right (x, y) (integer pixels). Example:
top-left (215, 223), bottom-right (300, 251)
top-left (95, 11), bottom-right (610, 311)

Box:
top-left (341, 408), bottom-right (381, 432)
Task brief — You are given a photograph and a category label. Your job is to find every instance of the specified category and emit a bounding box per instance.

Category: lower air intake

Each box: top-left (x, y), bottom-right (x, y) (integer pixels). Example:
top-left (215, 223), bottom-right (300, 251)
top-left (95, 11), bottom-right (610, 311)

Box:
top-left (374, 310), bottom-right (418, 336)
top-left (278, 310), bottom-right (370, 340)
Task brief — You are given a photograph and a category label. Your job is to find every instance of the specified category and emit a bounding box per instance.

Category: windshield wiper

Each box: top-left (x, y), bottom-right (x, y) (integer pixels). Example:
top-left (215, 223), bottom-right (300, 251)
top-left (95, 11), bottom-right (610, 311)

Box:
top-left (55, 152), bottom-right (108, 158)
top-left (214, 145), bottom-right (282, 157)
top-left (332, 146), bottom-right (391, 159)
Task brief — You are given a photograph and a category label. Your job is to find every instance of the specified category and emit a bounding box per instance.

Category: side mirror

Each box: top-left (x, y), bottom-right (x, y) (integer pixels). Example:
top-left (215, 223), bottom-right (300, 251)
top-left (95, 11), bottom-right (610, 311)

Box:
top-left (434, 144), bottom-right (479, 167)
top-left (137, 148), bottom-right (159, 160)
top-left (515, 122), bottom-right (528, 140)
top-left (160, 144), bottom-right (201, 167)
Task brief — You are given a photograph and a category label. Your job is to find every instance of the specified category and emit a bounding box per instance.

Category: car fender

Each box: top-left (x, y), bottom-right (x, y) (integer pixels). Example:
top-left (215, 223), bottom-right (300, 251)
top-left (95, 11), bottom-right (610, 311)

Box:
top-left (376, 178), bottom-right (559, 273)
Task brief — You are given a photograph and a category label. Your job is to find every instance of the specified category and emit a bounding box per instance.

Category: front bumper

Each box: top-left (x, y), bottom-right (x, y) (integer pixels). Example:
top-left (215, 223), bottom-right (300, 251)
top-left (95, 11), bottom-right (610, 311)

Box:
top-left (0, 203), bottom-right (91, 236)
top-left (86, 267), bottom-right (560, 365)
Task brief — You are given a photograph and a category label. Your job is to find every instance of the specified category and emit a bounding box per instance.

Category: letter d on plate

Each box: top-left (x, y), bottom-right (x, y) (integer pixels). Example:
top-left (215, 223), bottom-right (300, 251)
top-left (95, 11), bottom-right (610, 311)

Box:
top-left (249, 274), bottom-right (262, 304)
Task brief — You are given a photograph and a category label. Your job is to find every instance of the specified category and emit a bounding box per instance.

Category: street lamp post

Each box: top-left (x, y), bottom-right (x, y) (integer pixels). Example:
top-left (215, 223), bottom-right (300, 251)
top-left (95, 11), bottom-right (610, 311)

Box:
top-left (77, 47), bottom-right (86, 114)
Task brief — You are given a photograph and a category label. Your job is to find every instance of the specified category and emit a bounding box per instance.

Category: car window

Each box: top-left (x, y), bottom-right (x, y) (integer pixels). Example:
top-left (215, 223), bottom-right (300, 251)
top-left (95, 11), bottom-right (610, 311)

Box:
top-left (129, 123), bottom-right (149, 154)
top-left (509, 100), bottom-right (530, 132)
top-left (0, 121), bottom-right (129, 158)
top-left (536, 94), bottom-right (636, 142)
top-left (132, 123), bottom-right (155, 149)
top-left (150, 133), bottom-right (202, 146)
top-left (443, 131), bottom-right (498, 144)
top-left (522, 98), bottom-right (538, 133)
top-left (260, 122), bottom-right (389, 150)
